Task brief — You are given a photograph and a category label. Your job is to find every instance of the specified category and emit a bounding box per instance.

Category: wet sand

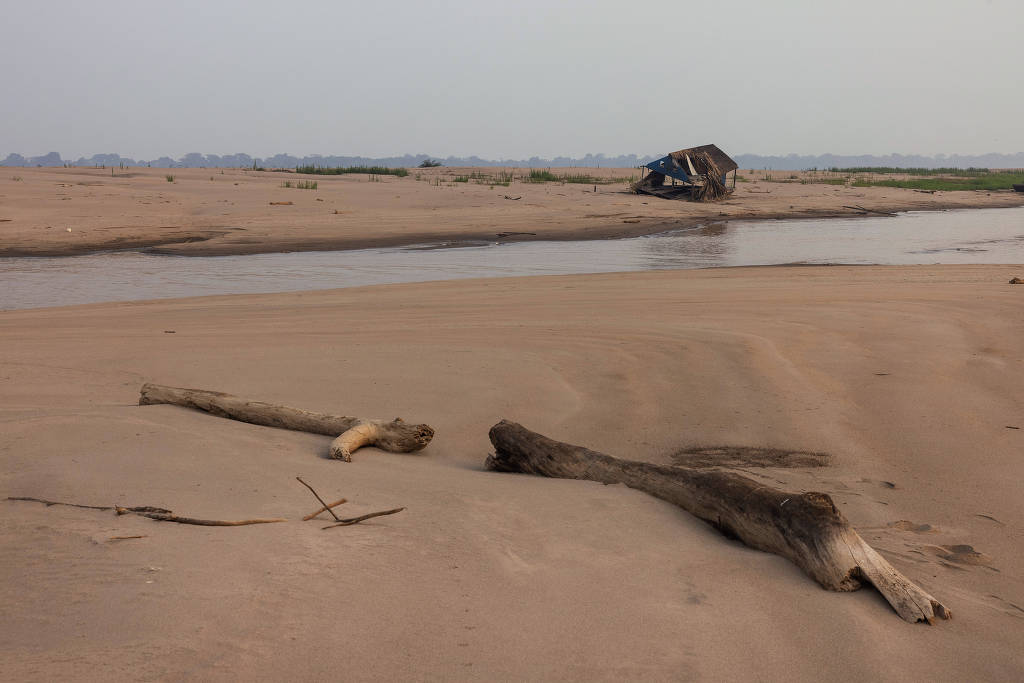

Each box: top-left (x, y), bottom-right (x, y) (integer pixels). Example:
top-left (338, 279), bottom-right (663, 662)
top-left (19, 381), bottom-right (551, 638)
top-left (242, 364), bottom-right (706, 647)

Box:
top-left (2, 166), bottom-right (1023, 257)
top-left (2, 265), bottom-right (1023, 680)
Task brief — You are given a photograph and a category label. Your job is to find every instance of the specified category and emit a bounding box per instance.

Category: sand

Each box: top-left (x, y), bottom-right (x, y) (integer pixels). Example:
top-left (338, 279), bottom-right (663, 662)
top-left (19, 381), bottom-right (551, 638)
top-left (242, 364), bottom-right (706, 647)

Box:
top-left (2, 264), bottom-right (1023, 680)
top-left (2, 166), bottom-right (1023, 256)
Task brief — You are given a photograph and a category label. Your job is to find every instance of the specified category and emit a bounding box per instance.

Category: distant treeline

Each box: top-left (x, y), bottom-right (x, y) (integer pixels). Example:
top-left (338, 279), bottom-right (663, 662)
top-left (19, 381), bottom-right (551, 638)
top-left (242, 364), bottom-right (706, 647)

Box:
top-left (5, 150), bottom-right (1024, 171)
top-left (1, 151), bottom-right (660, 169)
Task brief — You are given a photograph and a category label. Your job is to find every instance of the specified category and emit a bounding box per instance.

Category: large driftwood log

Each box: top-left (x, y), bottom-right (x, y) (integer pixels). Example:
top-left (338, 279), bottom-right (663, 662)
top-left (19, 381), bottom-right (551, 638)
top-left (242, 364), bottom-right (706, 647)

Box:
top-left (139, 383), bottom-right (434, 461)
top-left (486, 420), bottom-right (950, 624)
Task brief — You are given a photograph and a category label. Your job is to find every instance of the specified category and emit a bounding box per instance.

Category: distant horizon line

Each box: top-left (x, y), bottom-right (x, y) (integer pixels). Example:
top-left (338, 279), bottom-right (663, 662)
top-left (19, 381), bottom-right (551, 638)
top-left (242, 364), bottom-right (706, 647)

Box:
top-left (4, 149), bottom-right (1024, 171)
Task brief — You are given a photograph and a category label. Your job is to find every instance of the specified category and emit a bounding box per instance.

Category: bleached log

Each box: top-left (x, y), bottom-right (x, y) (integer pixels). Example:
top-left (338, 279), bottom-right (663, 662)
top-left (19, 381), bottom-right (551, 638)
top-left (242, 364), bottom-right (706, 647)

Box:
top-left (139, 383), bottom-right (434, 461)
top-left (486, 420), bottom-right (950, 624)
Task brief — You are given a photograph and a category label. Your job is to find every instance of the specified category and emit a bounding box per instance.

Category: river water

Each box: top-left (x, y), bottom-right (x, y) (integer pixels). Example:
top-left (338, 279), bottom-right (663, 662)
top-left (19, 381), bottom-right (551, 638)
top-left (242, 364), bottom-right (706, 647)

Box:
top-left (2, 207), bottom-right (1023, 310)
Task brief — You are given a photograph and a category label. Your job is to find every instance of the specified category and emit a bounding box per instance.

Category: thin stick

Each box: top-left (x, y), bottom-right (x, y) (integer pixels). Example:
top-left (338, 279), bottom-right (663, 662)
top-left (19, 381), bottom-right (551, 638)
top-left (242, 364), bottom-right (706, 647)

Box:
top-left (296, 477), bottom-right (342, 522)
top-left (115, 507), bottom-right (287, 526)
top-left (302, 498), bottom-right (347, 521)
top-left (842, 205), bottom-right (898, 216)
top-left (8, 496), bottom-right (114, 511)
top-left (10, 496), bottom-right (285, 528)
top-left (108, 535), bottom-right (147, 541)
top-left (9, 497), bottom-right (173, 515)
top-left (322, 507), bottom-right (405, 529)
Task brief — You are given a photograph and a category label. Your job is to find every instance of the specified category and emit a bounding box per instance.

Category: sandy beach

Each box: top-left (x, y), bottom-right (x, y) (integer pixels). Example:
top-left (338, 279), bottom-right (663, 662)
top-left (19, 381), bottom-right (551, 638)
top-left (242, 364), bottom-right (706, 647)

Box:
top-left (6, 0), bottom-right (1024, 677)
top-left (2, 166), bottom-right (1023, 257)
top-left (2, 263), bottom-right (1023, 680)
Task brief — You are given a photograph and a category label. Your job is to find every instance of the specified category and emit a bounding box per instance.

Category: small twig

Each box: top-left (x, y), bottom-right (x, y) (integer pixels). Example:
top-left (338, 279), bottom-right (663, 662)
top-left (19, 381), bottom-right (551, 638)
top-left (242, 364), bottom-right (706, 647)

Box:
top-left (322, 507), bottom-right (405, 529)
top-left (296, 477), bottom-right (342, 522)
top-left (10, 496), bottom-right (282, 527)
top-left (302, 497), bottom-right (348, 521)
top-left (108, 535), bottom-right (147, 541)
top-left (115, 507), bottom-right (287, 526)
top-left (8, 496), bottom-right (113, 511)
top-left (495, 231), bottom-right (537, 238)
top-left (842, 205), bottom-right (898, 217)
top-left (9, 497), bottom-right (173, 515)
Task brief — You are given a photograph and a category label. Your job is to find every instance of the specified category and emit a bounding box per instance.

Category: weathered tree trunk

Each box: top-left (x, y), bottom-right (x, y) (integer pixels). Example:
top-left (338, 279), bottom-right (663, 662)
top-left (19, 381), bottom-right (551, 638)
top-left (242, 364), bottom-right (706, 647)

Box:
top-left (486, 420), bottom-right (950, 624)
top-left (139, 383), bottom-right (434, 461)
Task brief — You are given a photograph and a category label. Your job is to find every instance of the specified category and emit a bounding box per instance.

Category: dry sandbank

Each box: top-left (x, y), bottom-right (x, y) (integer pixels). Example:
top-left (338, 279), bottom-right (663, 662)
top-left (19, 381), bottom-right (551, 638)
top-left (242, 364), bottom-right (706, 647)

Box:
top-left (2, 166), bottom-right (1022, 257)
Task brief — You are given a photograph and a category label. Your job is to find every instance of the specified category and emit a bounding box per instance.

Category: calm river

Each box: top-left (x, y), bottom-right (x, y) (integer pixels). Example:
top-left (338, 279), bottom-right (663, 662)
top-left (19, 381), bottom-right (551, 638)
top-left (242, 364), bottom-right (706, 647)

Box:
top-left (2, 207), bottom-right (1023, 310)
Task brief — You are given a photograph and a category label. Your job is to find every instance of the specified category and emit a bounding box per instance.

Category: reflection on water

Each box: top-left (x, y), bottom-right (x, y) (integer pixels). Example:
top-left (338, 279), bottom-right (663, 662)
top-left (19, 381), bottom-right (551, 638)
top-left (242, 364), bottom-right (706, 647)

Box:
top-left (2, 207), bottom-right (1023, 310)
top-left (641, 209), bottom-right (1024, 268)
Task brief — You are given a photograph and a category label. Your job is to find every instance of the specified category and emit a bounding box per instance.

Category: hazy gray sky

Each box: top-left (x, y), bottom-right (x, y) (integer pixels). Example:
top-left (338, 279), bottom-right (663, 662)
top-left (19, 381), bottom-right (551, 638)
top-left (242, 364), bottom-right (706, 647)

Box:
top-left (2, 0), bottom-right (1020, 159)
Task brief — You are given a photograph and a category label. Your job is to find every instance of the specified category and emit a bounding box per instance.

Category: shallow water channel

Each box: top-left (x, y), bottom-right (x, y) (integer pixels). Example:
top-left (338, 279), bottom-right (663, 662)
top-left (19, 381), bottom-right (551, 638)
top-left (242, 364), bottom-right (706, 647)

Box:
top-left (2, 207), bottom-right (1023, 310)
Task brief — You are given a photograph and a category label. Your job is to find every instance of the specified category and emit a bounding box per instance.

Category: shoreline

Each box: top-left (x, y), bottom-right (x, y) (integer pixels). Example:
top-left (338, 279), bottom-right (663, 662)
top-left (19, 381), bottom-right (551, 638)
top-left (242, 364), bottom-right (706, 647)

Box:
top-left (2, 165), bottom-right (1022, 258)
top-left (4, 201), bottom-right (1024, 258)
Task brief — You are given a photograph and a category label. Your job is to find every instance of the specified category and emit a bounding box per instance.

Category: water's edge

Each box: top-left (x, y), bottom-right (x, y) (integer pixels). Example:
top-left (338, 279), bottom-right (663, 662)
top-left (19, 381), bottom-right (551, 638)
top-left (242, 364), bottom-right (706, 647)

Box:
top-left (3, 207), bottom-right (1023, 311)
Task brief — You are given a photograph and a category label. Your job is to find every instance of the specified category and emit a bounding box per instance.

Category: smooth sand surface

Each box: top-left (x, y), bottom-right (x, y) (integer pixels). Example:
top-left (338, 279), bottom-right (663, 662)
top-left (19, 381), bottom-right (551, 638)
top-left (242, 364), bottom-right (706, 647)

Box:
top-left (2, 166), bottom-right (1023, 256)
top-left (2, 265), bottom-right (1023, 680)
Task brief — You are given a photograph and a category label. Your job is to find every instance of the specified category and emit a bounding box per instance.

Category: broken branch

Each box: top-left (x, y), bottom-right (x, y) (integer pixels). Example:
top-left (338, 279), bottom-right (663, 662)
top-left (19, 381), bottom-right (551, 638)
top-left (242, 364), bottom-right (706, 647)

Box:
top-left (321, 507), bottom-right (405, 529)
top-left (486, 420), bottom-right (949, 624)
top-left (138, 383), bottom-right (434, 461)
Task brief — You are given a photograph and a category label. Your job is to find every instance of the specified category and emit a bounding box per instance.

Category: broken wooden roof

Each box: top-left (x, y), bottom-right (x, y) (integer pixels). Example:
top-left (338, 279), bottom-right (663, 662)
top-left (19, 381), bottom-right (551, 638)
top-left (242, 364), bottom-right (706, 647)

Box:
top-left (668, 144), bottom-right (738, 174)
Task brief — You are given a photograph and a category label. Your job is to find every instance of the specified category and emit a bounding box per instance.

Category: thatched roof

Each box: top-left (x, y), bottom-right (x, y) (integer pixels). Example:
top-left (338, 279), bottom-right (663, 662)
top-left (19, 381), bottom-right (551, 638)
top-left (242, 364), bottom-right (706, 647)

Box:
top-left (668, 144), bottom-right (737, 174)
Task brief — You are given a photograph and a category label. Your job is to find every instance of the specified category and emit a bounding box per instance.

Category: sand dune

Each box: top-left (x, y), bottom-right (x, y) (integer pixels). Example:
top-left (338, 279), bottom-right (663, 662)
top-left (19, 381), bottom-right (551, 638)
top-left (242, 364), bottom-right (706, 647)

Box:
top-left (2, 265), bottom-right (1022, 680)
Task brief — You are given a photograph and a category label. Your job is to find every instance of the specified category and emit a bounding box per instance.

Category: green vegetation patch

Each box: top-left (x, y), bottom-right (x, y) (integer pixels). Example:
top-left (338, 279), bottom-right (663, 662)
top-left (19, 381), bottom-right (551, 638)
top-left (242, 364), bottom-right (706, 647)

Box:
top-left (829, 166), bottom-right (996, 176)
top-left (527, 169), bottom-right (561, 182)
top-left (282, 180), bottom-right (318, 189)
top-left (851, 172), bottom-right (1024, 191)
top-left (526, 169), bottom-right (635, 184)
top-left (296, 165), bottom-right (409, 177)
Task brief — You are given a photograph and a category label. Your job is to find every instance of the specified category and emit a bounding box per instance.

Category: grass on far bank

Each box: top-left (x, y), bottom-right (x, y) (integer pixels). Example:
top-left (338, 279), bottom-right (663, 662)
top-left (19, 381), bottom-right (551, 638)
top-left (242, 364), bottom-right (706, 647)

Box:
top-left (282, 179), bottom-right (318, 189)
top-left (296, 165), bottom-right (409, 177)
top-left (526, 169), bottom-right (636, 184)
top-left (828, 166), bottom-right (1000, 176)
top-left (851, 171), bottom-right (1024, 191)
